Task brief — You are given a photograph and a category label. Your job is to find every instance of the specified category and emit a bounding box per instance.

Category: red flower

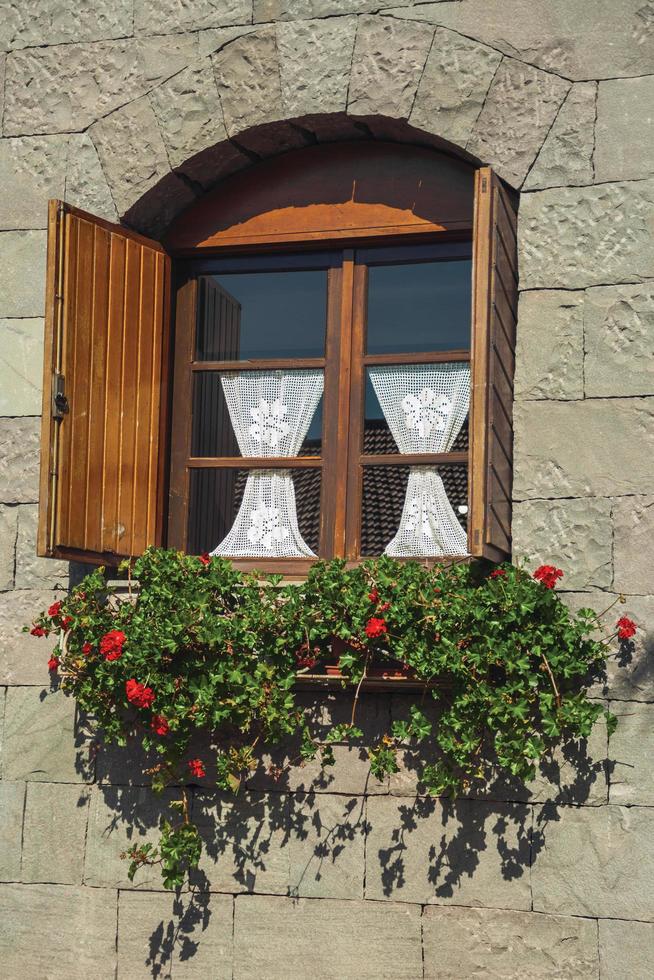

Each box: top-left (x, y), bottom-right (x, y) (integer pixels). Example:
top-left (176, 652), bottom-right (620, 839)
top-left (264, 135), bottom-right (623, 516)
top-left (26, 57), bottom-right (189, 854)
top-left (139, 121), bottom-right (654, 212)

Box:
top-left (616, 616), bottom-right (637, 641)
top-left (100, 630), bottom-right (126, 661)
top-left (47, 655), bottom-right (60, 672)
top-left (30, 625), bottom-right (46, 637)
top-left (490, 568), bottom-right (506, 579)
top-left (198, 553), bottom-right (211, 567)
top-left (533, 565), bottom-right (564, 589)
top-left (151, 714), bottom-right (170, 736)
top-left (378, 601), bottom-right (391, 613)
top-left (47, 601), bottom-right (62, 618)
top-left (365, 617), bottom-right (387, 639)
top-left (368, 589), bottom-right (379, 603)
top-left (295, 644), bottom-right (318, 670)
top-left (188, 758), bottom-right (206, 779)
top-left (125, 679), bottom-right (155, 709)
top-left (82, 642), bottom-right (93, 655)
top-left (60, 616), bottom-right (73, 630)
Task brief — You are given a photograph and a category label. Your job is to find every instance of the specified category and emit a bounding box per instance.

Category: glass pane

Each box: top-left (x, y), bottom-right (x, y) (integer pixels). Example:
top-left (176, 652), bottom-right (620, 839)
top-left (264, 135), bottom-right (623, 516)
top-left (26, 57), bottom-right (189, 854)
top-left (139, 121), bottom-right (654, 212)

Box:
top-left (363, 371), bottom-right (469, 454)
top-left (366, 259), bottom-right (472, 354)
top-left (191, 372), bottom-right (323, 457)
top-left (195, 270), bottom-right (327, 360)
top-left (360, 464), bottom-right (468, 556)
top-left (188, 469), bottom-right (321, 556)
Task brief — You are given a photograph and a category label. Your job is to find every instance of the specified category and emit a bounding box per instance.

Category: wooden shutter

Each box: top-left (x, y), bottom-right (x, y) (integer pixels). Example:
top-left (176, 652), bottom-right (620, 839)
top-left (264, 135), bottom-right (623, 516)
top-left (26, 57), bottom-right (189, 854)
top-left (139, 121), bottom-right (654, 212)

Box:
top-left (38, 201), bottom-right (171, 563)
top-left (469, 168), bottom-right (518, 561)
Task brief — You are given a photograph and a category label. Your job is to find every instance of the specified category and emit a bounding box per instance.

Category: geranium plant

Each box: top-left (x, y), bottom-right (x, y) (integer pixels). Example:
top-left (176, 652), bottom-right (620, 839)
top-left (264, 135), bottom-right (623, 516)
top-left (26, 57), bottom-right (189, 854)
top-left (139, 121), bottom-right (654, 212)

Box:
top-left (28, 549), bottom-right (631, 889)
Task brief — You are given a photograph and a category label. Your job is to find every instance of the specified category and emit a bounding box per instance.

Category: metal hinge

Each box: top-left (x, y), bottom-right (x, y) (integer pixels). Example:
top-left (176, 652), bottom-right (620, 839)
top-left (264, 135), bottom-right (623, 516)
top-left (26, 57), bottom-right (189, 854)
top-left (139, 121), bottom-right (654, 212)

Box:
top-left (52, 372), bottom-right (69, 420)
top-left (481, 176), bottom-right (488, 193)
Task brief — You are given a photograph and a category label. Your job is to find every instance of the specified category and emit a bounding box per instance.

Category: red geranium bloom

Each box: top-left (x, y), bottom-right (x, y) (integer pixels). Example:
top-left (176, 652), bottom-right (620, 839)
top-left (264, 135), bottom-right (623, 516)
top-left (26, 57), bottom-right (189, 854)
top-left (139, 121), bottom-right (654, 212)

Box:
top-left (198, 553), bottom-right (211, 566)
top-left (188, 758), bottom-right (206, 779)
top-left (125, 678), bottom-right (155, 709)
top-left (533, 565), bottom-right (564, 589)
top-left (47, 655), bottom-right (60, 672)
top-left (82, 642), bottom-right (93, 655)
top-left (616, 616), bottom-right (637, 640)
top-left (60, 616), bottom-right (73, 630)
top-left (378, 601), bottom-right (391, 613)
top-left (30, 625), bottom-right (46, 637)
top-left (47, 601), bottom-right (62, 618)
top-left (295, 644), bottom-right (318, 670)
top-left (365, 617), bottom-right (387, 639)
top-left (100, 629), bottom-right (126, 661)
top-left (151, 714), bottom-right (170, 736)
top-left (489, 568), bottom-right (506, 579)
top-left (368, 589), bottom-right (379, 603)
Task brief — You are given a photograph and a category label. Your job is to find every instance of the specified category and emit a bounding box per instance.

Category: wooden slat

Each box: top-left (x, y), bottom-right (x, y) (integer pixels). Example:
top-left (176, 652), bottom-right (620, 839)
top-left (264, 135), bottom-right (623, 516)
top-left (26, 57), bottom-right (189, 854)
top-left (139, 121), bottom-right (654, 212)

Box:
top-left (38, 200), bottom-right (169, 561)
top-left (187, 456), bottom-right (322, 469)
top-left (362, 350), bottom-right (471, 366)
top-left (360, 452), bottom-right (468, 467)
top-left (192, 358), bottom-right (326, 372)
top-left (468, 169), bottom-right (518, 560)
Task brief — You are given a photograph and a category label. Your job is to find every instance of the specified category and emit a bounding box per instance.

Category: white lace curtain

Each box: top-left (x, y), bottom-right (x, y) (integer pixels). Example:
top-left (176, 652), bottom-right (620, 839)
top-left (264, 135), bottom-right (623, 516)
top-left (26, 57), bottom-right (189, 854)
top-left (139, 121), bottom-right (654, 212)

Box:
top-left (211, 370), bottom-right (323, 557)
top-left (369, 363), bottom-right (470, 556)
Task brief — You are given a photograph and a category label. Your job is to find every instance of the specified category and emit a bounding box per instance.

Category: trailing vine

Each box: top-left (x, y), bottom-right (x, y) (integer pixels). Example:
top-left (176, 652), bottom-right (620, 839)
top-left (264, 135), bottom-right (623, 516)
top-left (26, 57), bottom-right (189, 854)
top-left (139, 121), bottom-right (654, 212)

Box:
top-left (28, 549), bottom-right (633, 889)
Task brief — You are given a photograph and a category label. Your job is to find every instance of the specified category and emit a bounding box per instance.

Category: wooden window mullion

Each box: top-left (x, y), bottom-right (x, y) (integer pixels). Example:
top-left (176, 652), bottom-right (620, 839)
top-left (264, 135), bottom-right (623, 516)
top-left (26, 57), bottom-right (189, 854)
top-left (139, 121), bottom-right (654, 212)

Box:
top-left (344, 262), bottom-right (367, 560)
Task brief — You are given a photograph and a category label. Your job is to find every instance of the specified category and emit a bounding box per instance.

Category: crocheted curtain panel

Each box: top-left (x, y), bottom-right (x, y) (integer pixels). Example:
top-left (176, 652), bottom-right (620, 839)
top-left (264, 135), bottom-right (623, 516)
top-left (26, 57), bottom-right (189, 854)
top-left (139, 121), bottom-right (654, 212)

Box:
top-left (211, 370), bottom-right (323, 557)
top-left (369, 363), bottom-right (470, 557)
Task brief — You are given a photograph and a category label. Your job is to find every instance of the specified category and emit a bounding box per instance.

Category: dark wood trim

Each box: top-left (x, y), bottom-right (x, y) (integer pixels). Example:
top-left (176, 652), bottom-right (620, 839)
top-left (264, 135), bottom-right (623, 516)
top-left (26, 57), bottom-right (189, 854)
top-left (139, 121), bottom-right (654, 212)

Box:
top-left (187, 456), bottom-right (322, 469)
top-left (155, 252), bottom-right (173, 547)
top-left (362, 350), bottom-right (470, 366)
top-left (191, 357), bottom-right (325, 372)
top-left (167, 276), bottom-right (197, 551)
top-left (360, 453), bottom-right (468, 467)
top-left (344, 263), bottom-right (367, 559)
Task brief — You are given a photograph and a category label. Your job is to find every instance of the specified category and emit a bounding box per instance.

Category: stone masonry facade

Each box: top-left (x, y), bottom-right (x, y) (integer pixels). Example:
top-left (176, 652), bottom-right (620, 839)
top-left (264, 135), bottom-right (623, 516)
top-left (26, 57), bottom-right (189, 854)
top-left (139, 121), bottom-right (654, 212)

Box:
top-left (1, 1), bottom-right (654, 977)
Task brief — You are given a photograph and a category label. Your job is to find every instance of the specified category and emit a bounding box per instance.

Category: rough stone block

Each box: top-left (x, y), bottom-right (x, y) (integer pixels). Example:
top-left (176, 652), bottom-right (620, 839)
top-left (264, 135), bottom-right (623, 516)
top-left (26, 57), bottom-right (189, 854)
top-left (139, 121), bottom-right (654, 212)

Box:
top-left (0, 418), bottom-right (39, 504)
top-left (467, 58), bottom-right (569, 188)
top-left (247, 691), bottom-right (390, 795)
top-left (613, 495), bottom-right (654, 595)
top-left (519, 179), bottom-right (654, 289)
top-left (595, 76), bottom-right (654, 182)
top-left (562, 591), bottom-right (654, 703)
top-left (514, 290), bottom-right (584, 400)
top-left (423, 906), bottom-right (599, 979)
top-left (212, 27), bottom-right (289, 148)
top-left (278, 17), bottom-right (356, 117)
top-left (135, 0), bottom-right (250, 34)
top-left (584, 283), bottom-right (654, 398)
top-left (348, 16), bottom-right (434, 119)
top-left (0, 884), bottom-right (117, 979)
top-left (197, 25), bottom-right (259, 59)
top-left (0, 231), bottom-right (46, 317)
top-left (386, 0), bottom-right (654, 81)
top-left (599, 919), bottom-right (654, 980)
top-left (0, 319), bottom-right (44, 416)
top-left (192, 790), bottom-right (290, 895)
top-left (15, 504), bottom-right (69, 590)
top-left (608, 702), bottom-right (654, 806)
top-left (0, 505), bottom-right (18, 591)
top-left (513, 399), bottom-right (654, 499)
top-left (22, 783), bottom-right (90, 884)
top-left (90, 96), bottom-right (196, 227)
top-left (524, 81), bottom-right (596, 190)
top-left (0, 0), bottom-right (132, 50)
top-left (0, 136), bottom-right (68, 230)
top-left (365, 796), bottom-right (531, 908)
top-left (84, 785), bottom-right (179, 889)
top-left (234, 895), bottom-right (423, 980)
top-left (118, 891), bottom-right (233, 980)
top-left (0, 782), bottom-right (24, 880)
top-left (4, 36), bottom-right (198, 136)
top-left (150, 60), bottom-right (227, 172)
top-left (410, 29), bottom-right (501, 149)
top-left (0, 589), bottom-right (64, 685)
top-left (2, 687), bottom-right (93, 782)
top-left (256, 0), bottom-right (413, 17)
top-left (288, 793), bottom-right (366, 900)
top-left (532, 803), bottom-right (654, 919)
top-left (65, 133), bottom-right (118, 223)
top-left (512, 497), bottom-right (612, 589)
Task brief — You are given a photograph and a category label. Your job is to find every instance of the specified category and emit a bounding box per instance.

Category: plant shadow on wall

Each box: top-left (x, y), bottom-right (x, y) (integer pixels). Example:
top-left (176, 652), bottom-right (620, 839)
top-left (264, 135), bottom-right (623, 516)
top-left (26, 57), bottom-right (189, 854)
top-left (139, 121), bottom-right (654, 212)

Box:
top-left (30, 551), bottom-right (638, 974)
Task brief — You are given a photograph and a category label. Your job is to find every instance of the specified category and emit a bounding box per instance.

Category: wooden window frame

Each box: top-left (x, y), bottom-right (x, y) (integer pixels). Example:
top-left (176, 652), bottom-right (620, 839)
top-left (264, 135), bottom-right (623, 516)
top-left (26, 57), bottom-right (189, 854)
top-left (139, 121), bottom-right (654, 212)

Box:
top-left (167, 235), bottom-right (474, 574)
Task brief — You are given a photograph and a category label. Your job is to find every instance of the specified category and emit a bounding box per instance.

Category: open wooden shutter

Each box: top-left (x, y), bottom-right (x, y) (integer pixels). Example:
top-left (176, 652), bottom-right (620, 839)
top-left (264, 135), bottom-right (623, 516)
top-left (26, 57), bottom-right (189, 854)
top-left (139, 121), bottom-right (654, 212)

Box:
top-left (38, 201), bottom-right (171, 563)
top-left (469, 168), bottom-right (518, 561)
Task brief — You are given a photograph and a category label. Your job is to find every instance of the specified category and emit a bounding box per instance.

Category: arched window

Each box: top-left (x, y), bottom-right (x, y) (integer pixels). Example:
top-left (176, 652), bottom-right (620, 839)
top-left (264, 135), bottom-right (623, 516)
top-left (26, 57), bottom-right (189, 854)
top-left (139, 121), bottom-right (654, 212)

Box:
top-left (38, 142), bottom-right (517, 571)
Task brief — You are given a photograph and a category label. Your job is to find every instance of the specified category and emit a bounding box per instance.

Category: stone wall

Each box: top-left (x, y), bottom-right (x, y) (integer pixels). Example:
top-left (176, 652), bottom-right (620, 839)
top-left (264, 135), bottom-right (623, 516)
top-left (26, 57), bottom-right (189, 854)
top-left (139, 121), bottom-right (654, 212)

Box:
top-left (1, 1), bottom-right (653, 977)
